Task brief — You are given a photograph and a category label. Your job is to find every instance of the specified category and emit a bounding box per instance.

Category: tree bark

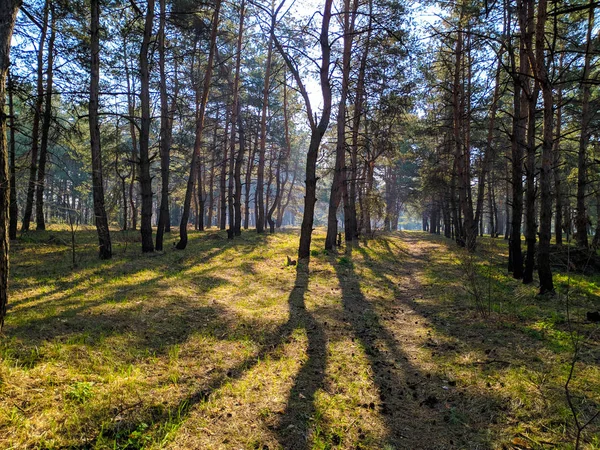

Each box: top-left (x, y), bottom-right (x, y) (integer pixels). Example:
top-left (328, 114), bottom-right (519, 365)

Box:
top-left (22, 0), bottom-right (49, 233)
top-left (256, 34), bottom-right (273, 234)
top-left (231, 0), bottom-right (246, 236)
top-left (124, 43), bottom-right (139, 231)
top-left (509, 3), bottom-right (526, 279)
top-left (575, 1), bottom-right (594, 249)
top-left (8, 70), bottom-right (17, 240)
top-left (35, 2), bottom-right (55, 230)
top-left (0, 0), bottom-right (20, 329)
top-left (535, 0), bottom-right (553, 294)
top-left (89, 0), bottom-right (112, 259)
top-left (138, 0), bottom-right (155, 252)
top-left (156, 0), bottom-right (177, 251)
top-left (325, 0), bottom-right (354, 250)
top-left (553, 53), bottom-right (564, 246)
top-left (522, 0), bottom-right (538, 284)
top-left (176, 0), bottom-right (221, 249)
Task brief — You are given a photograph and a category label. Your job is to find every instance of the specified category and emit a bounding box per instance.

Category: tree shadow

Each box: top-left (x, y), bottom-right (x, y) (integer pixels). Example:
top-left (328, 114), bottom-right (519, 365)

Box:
top-left (273, 264), bottom-right (327, 450)
top-left (89, 264), bottom-right (323, 449)
top-left (332, 244), bottom-right (502, 449)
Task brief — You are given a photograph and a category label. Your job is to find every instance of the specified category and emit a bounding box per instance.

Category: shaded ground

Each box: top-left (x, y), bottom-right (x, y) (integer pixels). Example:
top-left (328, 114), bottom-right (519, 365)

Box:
top-left (0, 227), bottom-right (599, 449)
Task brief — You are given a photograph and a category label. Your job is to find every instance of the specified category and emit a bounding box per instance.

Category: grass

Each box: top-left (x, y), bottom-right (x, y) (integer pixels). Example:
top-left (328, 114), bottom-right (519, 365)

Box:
top-left (0, 226), bottom-right (598, 449)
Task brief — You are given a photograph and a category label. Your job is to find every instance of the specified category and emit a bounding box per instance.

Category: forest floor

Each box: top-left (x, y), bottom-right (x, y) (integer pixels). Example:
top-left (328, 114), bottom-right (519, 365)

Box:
top-left (0, 227), bottom-right (599, 449)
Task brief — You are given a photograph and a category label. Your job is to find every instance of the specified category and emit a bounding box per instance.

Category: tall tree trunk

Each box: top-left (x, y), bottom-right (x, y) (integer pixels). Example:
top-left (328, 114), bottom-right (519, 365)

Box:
top-left (509, 5), bottom-right (526, 279)
top-left (267, 146), bottom-right (281, 234)
top-left (349, 0), bottom-right (371, 240)
top-left (22, 0), bottom-right (49, 233)
top-left (233, 108), bottom-right (245, 235)
top-left (553, 54), bottom-right (564, 246)
top-left (521, 0), bottom-right (538, 284)
top-left (535, 0), bottom-right (553, 294)
top-left (156, 0), bottom-right (177, 251)
top-left (474, 23), bottom-right (504, 235)
top-left (575, 1), bottom-right (594, 249)
top-left (124, 44), bottom-right (139, 231)
top-left (8, 70), bottom-right (17, 240)
top-left (276, 72), bottom-right (293, 229)
top-left (272, 0), bottom-right (333, 259)
top-left (139, 0), bottom-right (155, 252)
top-left (227, 103), bottom-right (235, 237)
top-left (325, 0), bottom-right (354, 249)
top-left (35, 2), bottom-right (55, 230)
top-left (176, 0), bottom-right (221, 249)
top-left (244, 131), bottom-right (257, 229)
top-left (231, 0), bottom-right (246, 236)
top-left (220, 110), bottom-right (230, 230)
top-left (256, 34), bottom-right (273, 234)
top-left (89, 0), bottom-right (112, 259)
top-left (0, 0), bottom-right (20, 329)
top-left (453, 25), bottom-right (475, 249)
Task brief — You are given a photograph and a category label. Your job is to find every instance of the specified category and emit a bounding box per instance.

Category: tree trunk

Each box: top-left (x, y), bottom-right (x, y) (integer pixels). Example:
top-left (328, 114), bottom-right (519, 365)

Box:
top-left (139, 0), bottom-right (155, 252)
top-left (256, 34), bottom-right (273, 234)
top-left (553, 53), bottom-right (564, 247)
top-left (232, 0), bottom-right (246, 236)
top-left (220, 110), bottom-right (230, 230)
top-left (176, 0), bottom-right (221, 249)
top-left (244, 131), bottom-right (258, 229)
top-left (124, 44), bottom-right (139, 231)
top-left (325, 0), bottom-right (354, 250)
top-left (0, 0), bottom-right (20, 329)
top-left (535, 0), bottom-right (553, 294)
top-left (8, 70), bottom-right (17, 240)
top-left (89, 0), bottom-right (112, 259)
top-left (349, 0), bottom-right (371, 241)
top-left (35, 3), bottom-right (55, 230)
top-left (267, 146), bottom-right (281, 234)
top-left (276, 73), bottom-right (294, 229)
top-left (156, 0), bottom-right (177, 251)
top-left (22, 0), bottom-right (49, 233)
top-left (509, 7), bottom-right (526, 279)
top-left (575, 1), bottom-right (594, 249)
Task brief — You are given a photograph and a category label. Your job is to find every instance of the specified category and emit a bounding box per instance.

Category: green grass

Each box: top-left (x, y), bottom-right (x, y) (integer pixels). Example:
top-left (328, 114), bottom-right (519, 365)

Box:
top-left (0, 226), bottom-right (599, 449)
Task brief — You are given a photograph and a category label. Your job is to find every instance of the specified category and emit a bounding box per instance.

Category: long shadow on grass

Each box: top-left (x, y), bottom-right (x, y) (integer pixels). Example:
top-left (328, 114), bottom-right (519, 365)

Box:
top-left (273, 264), bottom-right (327, 450)
top-left (88, 264), bottom-right (321, 449)
top-left (4, 231), bottom-right (275, 365)
top-left (333, 245), bottom-right (500, 449)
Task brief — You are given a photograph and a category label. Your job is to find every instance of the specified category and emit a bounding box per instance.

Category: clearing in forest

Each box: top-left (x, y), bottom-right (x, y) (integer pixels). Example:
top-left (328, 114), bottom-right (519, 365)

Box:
top-left (1, 228), bottom-right (599, 449)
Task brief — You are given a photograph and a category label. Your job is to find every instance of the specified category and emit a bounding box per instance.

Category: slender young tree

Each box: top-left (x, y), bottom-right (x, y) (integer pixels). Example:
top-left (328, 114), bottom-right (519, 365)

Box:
top-left (535, 0), bottom-right (553, 294)
top-left (232, 0), bottom-right (246, 236)
top-left (176, 0), bottom-right (221, 249)
top-left (156, 0), bottom-right (178, 251)
top-left (138, 0), bottom-right (155, 252)
top-left (0, 0), bottom-right (21, 330)
top-left (256, 32), bottom-right (273, 234)
top-left (89, 0), bottom-right (112, 259)
top-left (22, 0), bottom-right (49, 233)
top-left (8, 70), bottom-right (17, 240)
top-left (325, 0), bottom-right (355, 250)
top-left (35, 2), bottom-right (55, 230)
top-left (575, 1), bottom-right (594, 249)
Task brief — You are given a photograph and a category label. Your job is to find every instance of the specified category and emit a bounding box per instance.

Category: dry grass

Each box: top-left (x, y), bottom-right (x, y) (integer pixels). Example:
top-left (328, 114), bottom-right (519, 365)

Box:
top-left (0, 226), bottom-right (598, 449)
